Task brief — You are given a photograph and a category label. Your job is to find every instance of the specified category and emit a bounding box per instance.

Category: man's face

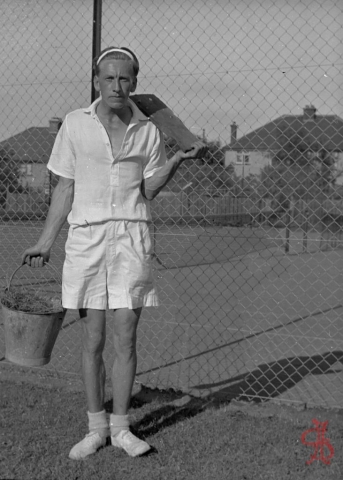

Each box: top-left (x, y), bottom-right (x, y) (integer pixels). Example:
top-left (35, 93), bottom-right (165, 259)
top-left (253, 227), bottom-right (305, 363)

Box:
top-left (94, 59), bottom-right (137, 111)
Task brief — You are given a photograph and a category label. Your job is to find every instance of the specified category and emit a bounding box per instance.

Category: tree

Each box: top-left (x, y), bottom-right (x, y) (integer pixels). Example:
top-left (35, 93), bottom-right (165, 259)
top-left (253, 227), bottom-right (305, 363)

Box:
top-left (259, 127), bottom-right (336, 205)
top-left (164, 135), bottom-right (224, 163)
top-left (0, 146), bottom-right (22, 207)
top-left (201, 139), bottom-right (225, 167)
top-left (163, 136), bottom-right (235, 194)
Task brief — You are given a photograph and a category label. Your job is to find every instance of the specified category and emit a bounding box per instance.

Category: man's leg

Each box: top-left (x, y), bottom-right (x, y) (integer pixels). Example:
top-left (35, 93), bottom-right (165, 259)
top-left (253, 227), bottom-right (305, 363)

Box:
top-left (80, 308), bottom-right (107, 412)
top-left (110, 307), bottom-right (150, 456)
top-left (112, 307), bottom-right (141, 414)
top-left (69, 308), bottom-right (109, 460)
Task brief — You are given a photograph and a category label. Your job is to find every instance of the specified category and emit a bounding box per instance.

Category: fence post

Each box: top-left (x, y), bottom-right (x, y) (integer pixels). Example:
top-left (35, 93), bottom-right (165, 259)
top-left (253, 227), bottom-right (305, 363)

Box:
top-left (6, 184), bottom-right (10, 212)
top-left (285, 209), bottom-right (291, 254)
top-left (303, 208), bottom-right (309, 252)
top-left (91, 0), bottom-right (102, 103)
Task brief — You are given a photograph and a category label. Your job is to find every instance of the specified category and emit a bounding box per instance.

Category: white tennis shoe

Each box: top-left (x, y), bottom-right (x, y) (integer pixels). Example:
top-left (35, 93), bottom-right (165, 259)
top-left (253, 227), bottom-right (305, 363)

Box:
top-left (111, 430), bottom-right (151, 457)
top-left (69, 431), bottom-right (107, 460)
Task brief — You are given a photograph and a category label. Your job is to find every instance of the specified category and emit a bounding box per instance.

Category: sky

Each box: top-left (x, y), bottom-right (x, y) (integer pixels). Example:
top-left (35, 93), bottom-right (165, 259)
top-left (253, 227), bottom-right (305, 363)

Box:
top-left (0, 0), bottom-right (342, 145)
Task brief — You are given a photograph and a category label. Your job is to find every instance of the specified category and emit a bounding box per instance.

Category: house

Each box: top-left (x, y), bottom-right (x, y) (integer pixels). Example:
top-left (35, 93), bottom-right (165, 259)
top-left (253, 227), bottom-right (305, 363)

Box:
top-left (0, 117), bottom-right (62, 191)
top-left (224, 106), bottom-right (343, 184)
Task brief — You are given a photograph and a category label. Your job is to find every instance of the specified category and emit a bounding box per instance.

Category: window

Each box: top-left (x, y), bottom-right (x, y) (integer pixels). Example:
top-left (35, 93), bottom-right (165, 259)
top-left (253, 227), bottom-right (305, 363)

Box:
top-left (236, 153), bottom-right (250, 164)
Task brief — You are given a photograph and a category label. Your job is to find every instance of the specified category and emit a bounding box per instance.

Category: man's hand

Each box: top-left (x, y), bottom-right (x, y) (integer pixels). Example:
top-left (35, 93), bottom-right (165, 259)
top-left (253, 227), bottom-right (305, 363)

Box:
top-left (176, 141), bottom-right (208, 162)
top-left (21, 245), bottom-right (50, 268)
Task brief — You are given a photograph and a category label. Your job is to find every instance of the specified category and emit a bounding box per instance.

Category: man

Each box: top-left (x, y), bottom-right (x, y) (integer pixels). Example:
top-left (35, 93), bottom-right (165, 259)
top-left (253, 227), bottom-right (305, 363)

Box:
top-left (22, 47), bottom-right (206, 460)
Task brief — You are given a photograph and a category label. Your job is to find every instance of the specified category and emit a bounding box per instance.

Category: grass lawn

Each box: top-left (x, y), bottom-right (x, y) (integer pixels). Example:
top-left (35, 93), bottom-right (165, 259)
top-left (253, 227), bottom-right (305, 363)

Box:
top-left (0, 369), bottom-right (342, 480)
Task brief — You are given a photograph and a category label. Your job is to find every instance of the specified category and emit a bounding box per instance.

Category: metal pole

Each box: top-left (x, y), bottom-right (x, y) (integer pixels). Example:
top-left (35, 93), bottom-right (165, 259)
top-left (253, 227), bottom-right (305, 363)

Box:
top-left (91, 0), bottom-right (102, 103)
top-left (241, 158), bottom-right (245, 191)
top-left (303, 208), bottom-right (309, 252)
top-left (285, 208), bottom-right (291, 254)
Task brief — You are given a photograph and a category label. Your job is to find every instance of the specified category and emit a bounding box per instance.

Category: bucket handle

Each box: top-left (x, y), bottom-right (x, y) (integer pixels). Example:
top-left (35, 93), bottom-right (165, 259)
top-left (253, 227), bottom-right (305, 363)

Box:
top-left (6, 263), bottom-right (62, 292)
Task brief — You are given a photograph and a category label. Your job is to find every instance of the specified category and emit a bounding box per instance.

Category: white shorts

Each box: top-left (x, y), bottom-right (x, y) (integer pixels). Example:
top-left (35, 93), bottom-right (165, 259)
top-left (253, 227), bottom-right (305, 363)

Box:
top-left (62, 220), bottom-right (159, 310)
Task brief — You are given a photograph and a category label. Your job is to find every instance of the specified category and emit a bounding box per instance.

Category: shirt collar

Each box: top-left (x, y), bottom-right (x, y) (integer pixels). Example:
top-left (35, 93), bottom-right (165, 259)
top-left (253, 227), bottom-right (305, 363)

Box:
top-left (83, 97), bottom-right (149, 126)
top-left (83, 97), bottom-right (101, 117)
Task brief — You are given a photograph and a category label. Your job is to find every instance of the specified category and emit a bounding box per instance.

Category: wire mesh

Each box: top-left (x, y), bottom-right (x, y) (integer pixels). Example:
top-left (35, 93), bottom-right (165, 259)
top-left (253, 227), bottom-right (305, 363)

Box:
top-left (0, 0), bottom-right (342, 408)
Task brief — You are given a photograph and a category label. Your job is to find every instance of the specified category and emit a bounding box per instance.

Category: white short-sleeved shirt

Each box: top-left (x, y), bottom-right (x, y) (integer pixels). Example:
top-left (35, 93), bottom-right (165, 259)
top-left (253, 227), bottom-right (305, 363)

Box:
top-left (47, 97), bottom-right (167, 226)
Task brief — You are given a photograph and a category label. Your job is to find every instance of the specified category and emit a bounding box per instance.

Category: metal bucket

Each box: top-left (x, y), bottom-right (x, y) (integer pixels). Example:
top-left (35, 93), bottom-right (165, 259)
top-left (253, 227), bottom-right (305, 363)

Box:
top-left (2, 304), bottom-right (64, 366)
top-left (2, 263), bottom-right (64, 366)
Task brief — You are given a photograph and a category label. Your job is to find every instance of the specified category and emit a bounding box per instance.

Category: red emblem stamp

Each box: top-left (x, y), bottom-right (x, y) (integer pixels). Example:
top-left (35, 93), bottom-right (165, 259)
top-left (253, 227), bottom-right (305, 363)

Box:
top-left (301, 419), bottom-right (335, 465)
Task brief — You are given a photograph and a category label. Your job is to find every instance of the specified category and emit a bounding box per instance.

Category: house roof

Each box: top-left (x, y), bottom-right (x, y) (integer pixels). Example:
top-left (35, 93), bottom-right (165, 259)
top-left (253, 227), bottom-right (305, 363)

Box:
top-left (228, 111), bottom-right (343, 152)
top-left (0, 126), bottom-right (58, 164)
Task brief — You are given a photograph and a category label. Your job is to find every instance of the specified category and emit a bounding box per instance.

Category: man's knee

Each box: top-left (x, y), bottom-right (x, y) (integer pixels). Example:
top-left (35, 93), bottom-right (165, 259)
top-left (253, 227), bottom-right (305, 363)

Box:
top-left (112, 308), bottom-right (140, 357)
top-left (82, 330), bottom-right (106, 355)
top-left (80, 309), bottom-right (106, 355)
top-left (114, 329), bottom-right (137, 358)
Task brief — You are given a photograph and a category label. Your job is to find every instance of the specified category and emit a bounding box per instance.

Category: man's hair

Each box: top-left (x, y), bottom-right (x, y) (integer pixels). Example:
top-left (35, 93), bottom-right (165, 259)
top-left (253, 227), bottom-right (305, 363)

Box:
top-left (93, 47), bottom-right (139, 77)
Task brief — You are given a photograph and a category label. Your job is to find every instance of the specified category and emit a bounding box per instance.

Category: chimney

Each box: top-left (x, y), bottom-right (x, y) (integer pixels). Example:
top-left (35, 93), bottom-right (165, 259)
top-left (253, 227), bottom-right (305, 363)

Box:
top-left (230, 122), bottom-right (237, 143)
top-left (49, 117), bottom-right (62, 134)
top-left (303, 105), bottom-right (316, 120)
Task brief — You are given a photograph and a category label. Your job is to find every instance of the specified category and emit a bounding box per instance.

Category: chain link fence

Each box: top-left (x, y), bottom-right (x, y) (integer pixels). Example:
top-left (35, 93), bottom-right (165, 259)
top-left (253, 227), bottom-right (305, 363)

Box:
top-left (0, 0), bottom-right (342, 408)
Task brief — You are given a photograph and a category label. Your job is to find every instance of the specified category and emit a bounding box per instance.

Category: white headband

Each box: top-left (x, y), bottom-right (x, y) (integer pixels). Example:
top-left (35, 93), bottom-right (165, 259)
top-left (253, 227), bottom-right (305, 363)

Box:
top-left (97, 48), bottom-right (135, 65)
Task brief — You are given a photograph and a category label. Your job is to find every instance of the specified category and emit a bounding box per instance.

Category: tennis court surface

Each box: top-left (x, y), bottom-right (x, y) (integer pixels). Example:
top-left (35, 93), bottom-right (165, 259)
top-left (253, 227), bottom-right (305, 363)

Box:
top-left (1, 222), bottom-right (342, 408)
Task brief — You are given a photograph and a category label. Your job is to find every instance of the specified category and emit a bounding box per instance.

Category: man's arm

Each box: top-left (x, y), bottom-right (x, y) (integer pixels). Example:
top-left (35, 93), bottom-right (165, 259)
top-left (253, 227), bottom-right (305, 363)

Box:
top-left (141, 141), bottom-right (207, 201)
top-left (21, 176), bottom-right (74, 267)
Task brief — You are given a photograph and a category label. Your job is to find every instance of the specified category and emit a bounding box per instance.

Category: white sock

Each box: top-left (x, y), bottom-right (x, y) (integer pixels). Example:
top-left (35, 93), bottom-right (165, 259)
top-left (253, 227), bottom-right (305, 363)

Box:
top-left (110, 414), bottom-right (130, 437)
top-left (88, 410), bottom-right (110, 438)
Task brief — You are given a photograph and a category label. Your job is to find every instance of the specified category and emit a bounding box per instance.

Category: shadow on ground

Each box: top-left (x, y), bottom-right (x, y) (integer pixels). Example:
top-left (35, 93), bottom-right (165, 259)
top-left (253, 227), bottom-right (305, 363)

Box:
top-left (103, 350), bottom-right (343, 440)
